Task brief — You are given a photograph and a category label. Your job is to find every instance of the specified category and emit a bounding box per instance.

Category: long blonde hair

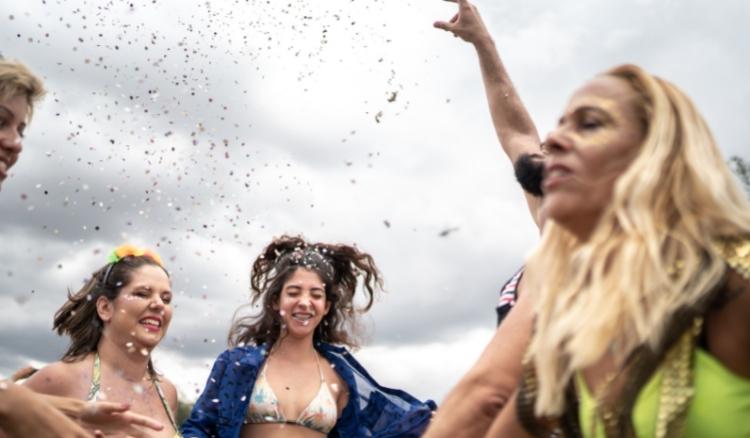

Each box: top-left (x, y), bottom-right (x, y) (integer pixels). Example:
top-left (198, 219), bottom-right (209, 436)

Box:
top-left (525, 64), bottom-right (750, 415)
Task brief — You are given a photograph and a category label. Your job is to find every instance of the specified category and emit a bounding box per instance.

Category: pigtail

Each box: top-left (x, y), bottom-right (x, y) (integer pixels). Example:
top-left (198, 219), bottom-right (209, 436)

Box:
top-left (230, 235), bottom-right (383, 349)
top-left (250, 235), bottom-right (306, 300)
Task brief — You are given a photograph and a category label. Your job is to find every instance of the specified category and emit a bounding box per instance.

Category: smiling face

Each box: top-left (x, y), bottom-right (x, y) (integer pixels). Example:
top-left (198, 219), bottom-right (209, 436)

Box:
top-left (275, 268), bottom-right (330, 340)
top-left (98, 264), bottom-right (173, 351)
top-left (0, 94), bottom-right (29, 190)
top-left (541, 75), bottom-right (646, 240)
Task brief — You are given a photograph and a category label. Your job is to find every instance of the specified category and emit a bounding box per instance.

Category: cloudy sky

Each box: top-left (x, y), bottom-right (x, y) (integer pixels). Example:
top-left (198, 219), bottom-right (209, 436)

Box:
top-left (1, 0), bottom-right (748, 404)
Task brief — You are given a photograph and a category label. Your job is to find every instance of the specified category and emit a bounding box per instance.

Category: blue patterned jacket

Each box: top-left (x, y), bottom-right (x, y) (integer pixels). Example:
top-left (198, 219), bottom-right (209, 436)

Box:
top-left (181, 343), bottom-right (436, 437)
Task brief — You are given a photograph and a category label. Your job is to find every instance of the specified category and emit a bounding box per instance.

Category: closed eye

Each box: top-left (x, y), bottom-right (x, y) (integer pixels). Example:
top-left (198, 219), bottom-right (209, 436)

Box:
top-left (581, 119), bottom-right (603, 130)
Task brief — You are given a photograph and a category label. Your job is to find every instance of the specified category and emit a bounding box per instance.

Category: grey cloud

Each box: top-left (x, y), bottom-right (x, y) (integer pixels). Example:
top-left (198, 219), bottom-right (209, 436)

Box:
top-left (1, 0), bottom-right (748, 401)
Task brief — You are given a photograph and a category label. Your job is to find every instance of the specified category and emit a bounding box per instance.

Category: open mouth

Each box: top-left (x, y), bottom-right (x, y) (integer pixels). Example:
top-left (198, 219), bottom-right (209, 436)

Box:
top-left (291, 312), bottom-right (314, 326)
top-left (139, 317), bottom-right (162, 332)
top-left (543, 163), bottom-right (573, 190)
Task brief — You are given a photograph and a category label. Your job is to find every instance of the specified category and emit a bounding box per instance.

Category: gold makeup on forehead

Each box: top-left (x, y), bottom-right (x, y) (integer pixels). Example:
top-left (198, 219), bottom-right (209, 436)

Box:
top-left (557, 97), bottom-right (626, 147)
top-left (568, 95), bottom-right (619, 116)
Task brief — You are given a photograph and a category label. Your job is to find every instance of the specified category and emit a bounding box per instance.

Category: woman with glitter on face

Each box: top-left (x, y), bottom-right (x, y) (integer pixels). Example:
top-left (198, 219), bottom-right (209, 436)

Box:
top-left (482, 65), bottom-right (750, 437)
top-left (182, 235), bottom-right (435, 438)
top-left (24, 245), bottom-right (182, 437)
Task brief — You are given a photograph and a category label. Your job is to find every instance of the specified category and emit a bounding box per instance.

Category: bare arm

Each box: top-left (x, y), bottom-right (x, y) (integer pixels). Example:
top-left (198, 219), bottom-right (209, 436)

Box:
top-left (423, 285), bottom-right (534, 438)
top-left (22, 363), bottom-right (164, 436)
top-left (0, 382), bottom-right (94, 438)
top-left (484, 390), bottom-right (534, 438)
top-left (435, 0), bottom-right (542, 226)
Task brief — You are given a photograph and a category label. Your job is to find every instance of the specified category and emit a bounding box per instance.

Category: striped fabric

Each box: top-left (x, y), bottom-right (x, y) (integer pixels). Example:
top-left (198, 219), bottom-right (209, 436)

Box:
top-left (496, 266), bottom-right (524, 326)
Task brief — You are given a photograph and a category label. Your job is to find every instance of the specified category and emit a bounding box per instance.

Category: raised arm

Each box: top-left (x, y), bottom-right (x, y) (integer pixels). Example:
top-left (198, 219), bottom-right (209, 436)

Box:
top-left (434, 0), bottom-right (542, 226)
top-left (423, 283), bottom-right (534, 437)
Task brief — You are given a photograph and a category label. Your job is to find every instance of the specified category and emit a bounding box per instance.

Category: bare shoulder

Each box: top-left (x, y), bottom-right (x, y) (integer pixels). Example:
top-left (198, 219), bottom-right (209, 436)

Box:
top-left (156, 375), bottom-right (179, 411)
top-left (706, 269), bottom-right (750, 378)
top-left (726, 268), bottom-right (750, 318)
top-left (23, 357), bottom-right (92, 398)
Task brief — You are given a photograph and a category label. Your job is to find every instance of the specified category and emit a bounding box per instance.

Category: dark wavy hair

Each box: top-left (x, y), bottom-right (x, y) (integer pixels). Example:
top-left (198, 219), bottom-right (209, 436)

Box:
top-left (53, 255), bottom-right (166, 373)
top-left (228, 235), bottom-right (383, 349)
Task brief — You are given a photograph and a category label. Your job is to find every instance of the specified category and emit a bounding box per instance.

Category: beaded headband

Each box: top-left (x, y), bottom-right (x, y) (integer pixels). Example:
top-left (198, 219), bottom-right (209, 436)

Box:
top-left (277, 246), bottom-right (335, 281)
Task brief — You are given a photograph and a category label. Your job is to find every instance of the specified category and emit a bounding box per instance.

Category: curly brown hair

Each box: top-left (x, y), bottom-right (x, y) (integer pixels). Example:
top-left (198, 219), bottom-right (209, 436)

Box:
top-left (228, 235), bottom-right (383, 349)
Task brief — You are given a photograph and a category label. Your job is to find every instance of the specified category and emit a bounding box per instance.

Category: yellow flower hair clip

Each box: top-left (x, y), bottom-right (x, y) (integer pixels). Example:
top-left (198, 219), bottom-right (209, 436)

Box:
top-left (106, 244), bottom-right (164, 267)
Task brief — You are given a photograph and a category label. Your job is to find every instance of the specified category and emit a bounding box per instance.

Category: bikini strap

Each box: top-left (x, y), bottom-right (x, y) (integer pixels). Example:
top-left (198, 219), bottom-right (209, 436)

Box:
top-left (152, 376), bottom-right (180, 434)
top-left (87, 352), bottom-right (102, 401)
top-left (313, 351), bottom-right (326, 382)
top-left (90, 352), bottom-right (179, 435)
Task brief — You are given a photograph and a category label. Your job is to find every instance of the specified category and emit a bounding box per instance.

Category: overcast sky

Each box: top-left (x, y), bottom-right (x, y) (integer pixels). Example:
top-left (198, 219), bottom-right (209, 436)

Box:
top-left (1, 0), bottom-right (748, 403)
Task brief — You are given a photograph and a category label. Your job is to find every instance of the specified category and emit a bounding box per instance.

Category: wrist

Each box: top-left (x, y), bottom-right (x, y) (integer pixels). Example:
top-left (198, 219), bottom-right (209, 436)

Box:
top-left (472, 34), bottom-right (495, 51)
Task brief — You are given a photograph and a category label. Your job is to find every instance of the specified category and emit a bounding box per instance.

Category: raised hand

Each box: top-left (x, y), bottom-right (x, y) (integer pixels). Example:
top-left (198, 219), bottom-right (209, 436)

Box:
top-left (433, 0), bottom-right (491, 45)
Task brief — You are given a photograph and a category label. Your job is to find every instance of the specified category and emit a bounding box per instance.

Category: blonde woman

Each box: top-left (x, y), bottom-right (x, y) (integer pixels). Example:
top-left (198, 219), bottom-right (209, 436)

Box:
top-left (487, 65), bottom-right (750, 437)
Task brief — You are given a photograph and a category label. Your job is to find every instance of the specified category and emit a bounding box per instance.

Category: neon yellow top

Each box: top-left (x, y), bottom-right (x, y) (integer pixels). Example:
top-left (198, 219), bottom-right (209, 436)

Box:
top-left (577, 349), bottom-right (750, 437)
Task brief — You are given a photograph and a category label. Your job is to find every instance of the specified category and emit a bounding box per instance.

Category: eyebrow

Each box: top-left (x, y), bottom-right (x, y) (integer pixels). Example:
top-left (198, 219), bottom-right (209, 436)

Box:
top-left (285, 284), bottom-right (324, 290)
top-left (0, 105), bottom-right (26, 131)
top-left (132, 285), bottom-right (173, 294)
top-left (0, 105), bottom-right (14, 118)
top-left (559, 105), bottom-right (613, 125)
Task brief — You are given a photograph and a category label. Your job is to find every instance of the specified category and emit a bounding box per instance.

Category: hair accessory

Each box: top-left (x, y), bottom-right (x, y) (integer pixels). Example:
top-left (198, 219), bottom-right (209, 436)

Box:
top-left (101, 244), bottom-right (164, 286)
top-left (107, 244), bottom-right (164, 267)
top-left (279, 246), bottom-right (335, 280)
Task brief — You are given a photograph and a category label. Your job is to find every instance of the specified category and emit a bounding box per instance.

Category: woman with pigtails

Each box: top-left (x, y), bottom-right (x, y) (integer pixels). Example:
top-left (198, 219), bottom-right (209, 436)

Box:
top-left (182, 235), bottom-right (435, 438)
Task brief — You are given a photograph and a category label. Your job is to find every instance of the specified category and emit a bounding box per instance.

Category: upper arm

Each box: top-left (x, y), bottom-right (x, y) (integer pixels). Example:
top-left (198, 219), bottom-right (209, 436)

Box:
top-left (485, 390), bottom-right (534, 438)
top-left (23, 362), bottom-right (79, 398)
top-left (503, 133), bottom-right (541, 166)
top-left (466, 287), bottom-right (534, 401)
top-left (503, 133), bottom-right (543, 228)
top-left (706, 269), bottom-right (750, 378)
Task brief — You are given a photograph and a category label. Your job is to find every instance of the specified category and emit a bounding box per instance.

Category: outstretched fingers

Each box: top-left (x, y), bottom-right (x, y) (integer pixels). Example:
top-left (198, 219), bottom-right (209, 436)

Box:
top-left (434, 13), bottom-right (459, 31)
top-left (86, 401), bottom-right (130, 416)
top-left (119, 411), bottom-right (165, 431)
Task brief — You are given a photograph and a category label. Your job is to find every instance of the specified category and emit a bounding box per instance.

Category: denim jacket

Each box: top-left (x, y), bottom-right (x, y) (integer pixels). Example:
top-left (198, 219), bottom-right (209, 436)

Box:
top-left (181, 343), bottom-right (436, 437)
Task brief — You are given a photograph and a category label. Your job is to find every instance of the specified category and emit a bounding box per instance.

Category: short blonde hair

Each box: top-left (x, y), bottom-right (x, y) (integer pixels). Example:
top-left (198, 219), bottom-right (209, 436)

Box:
top-left (0, 59), bottom-right (46, 121)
